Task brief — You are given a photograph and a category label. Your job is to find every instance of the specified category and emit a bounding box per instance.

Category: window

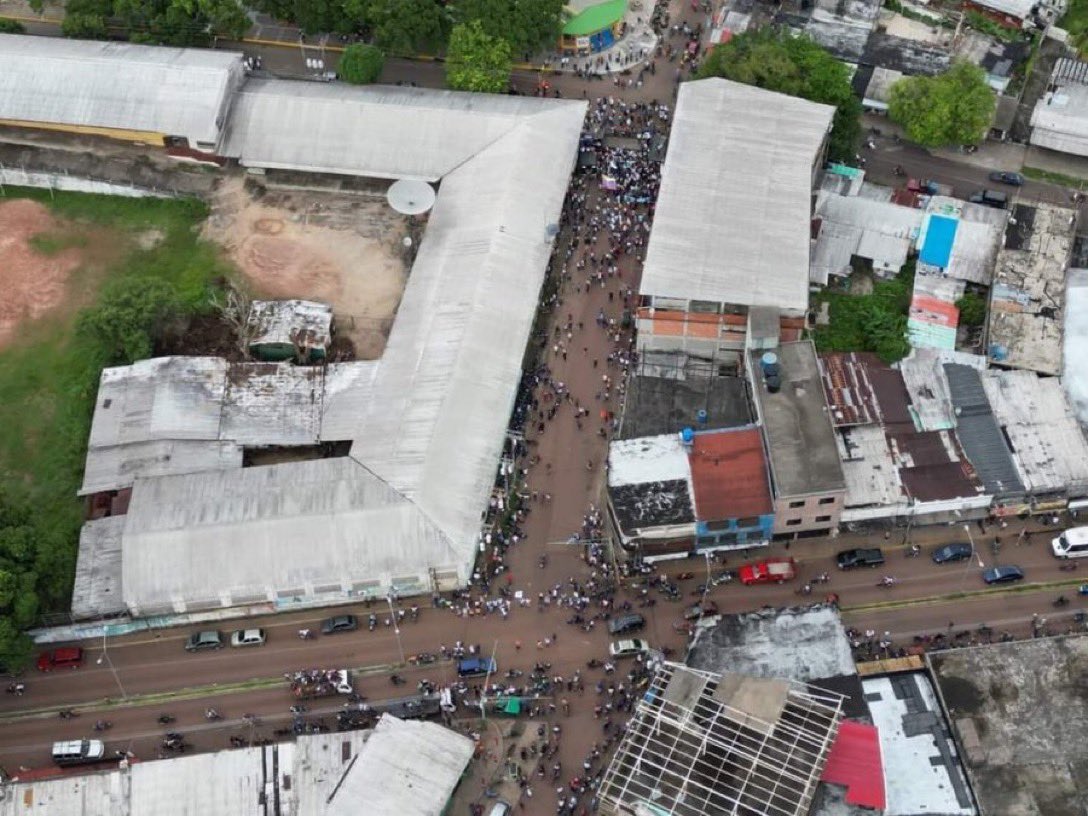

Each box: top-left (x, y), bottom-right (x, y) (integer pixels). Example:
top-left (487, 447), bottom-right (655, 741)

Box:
top-left (785, 519), bottom-right (802, 527)
top-left (815, 515), bottom-right (832, 523)
top-left (788, 500), bottom-right (805, 509)
top-left (818, 497), bottom-right (836, 506)
top-left (736, 516), bottom-right (760, 528)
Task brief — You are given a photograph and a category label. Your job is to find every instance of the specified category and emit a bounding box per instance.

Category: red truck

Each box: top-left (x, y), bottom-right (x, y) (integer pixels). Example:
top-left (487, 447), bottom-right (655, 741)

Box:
top-left (738, 557), bottom-right (798, 586)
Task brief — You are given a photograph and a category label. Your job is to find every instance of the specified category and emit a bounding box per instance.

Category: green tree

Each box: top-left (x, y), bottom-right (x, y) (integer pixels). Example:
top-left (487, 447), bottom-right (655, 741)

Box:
top-left (696, 28), bottom-right (862, 162)
top-left (338, 42), bottom-right (384, 83)
top-left (249, 0), bottom-right (353, 35)
top-left (356, 0), bottom-right (449, 54)
top-left (956, 291), bottom-right (988, 326)
top-left (61, 10), bottom-right (110, 38)
top-left (78, 277), bottom-right (180, 365)
top-left (889, 61), bottom-right (996, 147)
top-left (446, 20), bottom-right (512, 93)
top-left (454, 0), bottom-right (565, 57)
top-left (0, 19), bottom-right (26, 33)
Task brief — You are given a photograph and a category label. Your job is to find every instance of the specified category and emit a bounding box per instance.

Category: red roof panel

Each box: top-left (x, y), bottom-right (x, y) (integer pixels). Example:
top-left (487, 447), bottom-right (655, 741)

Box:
top-left (821, 720), bottom-right (886, 810)
top-left (688, 427), bottom-right (773, 520)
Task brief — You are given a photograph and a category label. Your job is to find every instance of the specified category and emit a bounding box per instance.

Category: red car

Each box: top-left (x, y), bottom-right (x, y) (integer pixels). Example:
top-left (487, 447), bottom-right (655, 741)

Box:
top-left (37, 647), bottom-right (84, 672)
top-left (738, 557), bottom-right (797, 586)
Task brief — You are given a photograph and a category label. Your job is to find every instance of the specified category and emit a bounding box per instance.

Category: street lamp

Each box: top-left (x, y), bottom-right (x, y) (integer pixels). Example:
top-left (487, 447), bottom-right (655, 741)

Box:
top-left (96, 625), bottom-right (127, 700)
top-left (959, 524), bottom-right (984, 594)
top-left (386, 594), bottom-right (405, 665)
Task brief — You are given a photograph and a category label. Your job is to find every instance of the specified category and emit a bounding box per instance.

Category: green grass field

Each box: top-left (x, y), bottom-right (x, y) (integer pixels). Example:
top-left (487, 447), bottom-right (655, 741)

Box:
top-left (0, 187), bottom-right (231, 625)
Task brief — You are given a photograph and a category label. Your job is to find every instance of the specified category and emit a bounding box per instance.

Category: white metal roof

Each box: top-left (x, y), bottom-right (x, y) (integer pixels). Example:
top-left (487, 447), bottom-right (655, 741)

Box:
top-left (121, 457), bottom-right (455, 612)
top-left (328, 714), bottom-right (475, 816)
top-left (87, 357), bottom-right (227, 449)
top-left (812, 190), bottom-right (922, 284)
top-left (981, 369), bottom-right (1088, 495)
top-left (221, 79), bottom-right (578, 181)
top-left (79, 84), bottom-right (585, 614)
top-left (0, 34), bottom-right (243, 146)
top-left (1031, 86), bottom-right (1088, 157)
top-left (640, 78), bottom-right (834, 313)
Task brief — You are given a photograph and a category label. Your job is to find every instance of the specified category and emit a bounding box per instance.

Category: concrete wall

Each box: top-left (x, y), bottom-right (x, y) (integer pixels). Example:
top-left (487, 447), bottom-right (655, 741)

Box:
top-left (774, 491), bottom-right (845, 536)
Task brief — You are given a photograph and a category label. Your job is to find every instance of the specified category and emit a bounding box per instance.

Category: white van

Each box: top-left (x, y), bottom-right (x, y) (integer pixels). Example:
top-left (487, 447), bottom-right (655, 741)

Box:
top-left (52, 739), bottom-right (105, 766)
top-left (1052, 527), bottom-right (1088, 558)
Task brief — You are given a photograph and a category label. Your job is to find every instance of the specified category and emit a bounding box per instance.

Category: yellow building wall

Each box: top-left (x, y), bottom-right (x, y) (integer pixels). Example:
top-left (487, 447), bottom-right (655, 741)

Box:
top-left (0, 118), bottom-right (166, 145)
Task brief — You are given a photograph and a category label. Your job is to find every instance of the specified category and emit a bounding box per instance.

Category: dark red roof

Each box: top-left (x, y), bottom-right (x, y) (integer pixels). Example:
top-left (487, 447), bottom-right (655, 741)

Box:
top-left (821, 719), bottom-right (886, 810)
top-left (688, 428), bottom-right (772, 521)
top-left (819, 352), bottom-right (880, 427)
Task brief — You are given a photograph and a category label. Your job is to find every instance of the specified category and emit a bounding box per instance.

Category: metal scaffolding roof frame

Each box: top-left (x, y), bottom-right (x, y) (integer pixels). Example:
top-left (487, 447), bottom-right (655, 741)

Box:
top-left (598, 663), bottom-right (844, 816)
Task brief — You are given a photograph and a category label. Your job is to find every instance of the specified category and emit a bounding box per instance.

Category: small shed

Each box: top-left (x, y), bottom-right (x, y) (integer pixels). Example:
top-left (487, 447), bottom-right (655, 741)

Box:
top-left (247, 299), bottom-right (333, 363)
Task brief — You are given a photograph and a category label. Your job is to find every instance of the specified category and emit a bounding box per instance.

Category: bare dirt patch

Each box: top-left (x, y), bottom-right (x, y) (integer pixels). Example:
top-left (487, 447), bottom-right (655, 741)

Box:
top-left (0, 199), bottom-right (86, 348)
top-left (203, 178), bottom-right (411, 359)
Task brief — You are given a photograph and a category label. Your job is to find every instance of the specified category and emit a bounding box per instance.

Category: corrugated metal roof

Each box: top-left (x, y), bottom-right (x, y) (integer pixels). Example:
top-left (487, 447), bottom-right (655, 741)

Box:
top-left (328, 715), bottom-right (474, 816)
top-left (970, 0), bottom-right (1034, 19)
top-left (221, 79), bottom-right (575, 181)
top-left (79, 439), bottom-right (243, 496)
top-left (811, 191), bottom-right (921, 284)
top-left (640, 79), bottom-right (834, 313)
top-left (114, 91), bottom-right (586, 612)
top-left (71, 516), bottom-right (126, 620)
top-left (689, 427), bottom-right (773, 519)
top-left (981, 369), bottom-right (1088, 495)
top-left (944, 363), bottom-right (1024, 496)
top-left (121, 458), bottom-right (454, 613)
top-left (0, 34), bottom-right (242, 146)
top-left (819, 352), bottom-right (881, 427)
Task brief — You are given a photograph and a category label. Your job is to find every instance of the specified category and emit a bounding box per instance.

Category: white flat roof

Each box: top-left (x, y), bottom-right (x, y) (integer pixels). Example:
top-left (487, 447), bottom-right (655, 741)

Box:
top-left (640, 78), bottom-right (834, 312)
top-left (0, 34), bottom-right (242, 146)
top-left (608, 433), bottom-right (691, 486)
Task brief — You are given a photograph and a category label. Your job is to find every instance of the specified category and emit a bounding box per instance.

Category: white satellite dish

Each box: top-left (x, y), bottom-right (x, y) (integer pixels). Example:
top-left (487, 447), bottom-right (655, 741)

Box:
top-left (387, 179), bottom-right (436, 215)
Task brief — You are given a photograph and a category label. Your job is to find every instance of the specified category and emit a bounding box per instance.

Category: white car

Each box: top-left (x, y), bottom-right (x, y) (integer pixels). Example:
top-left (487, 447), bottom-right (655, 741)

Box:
top-left (230, 628), bottom-right (266, 648)
top-left (609, 638), bottom-right (648, 658)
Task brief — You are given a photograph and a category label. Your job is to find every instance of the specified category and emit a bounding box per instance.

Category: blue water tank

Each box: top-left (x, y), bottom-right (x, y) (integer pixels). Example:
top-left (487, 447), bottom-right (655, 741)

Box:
top-left (681, 427), bottom-right (695, 444)
top-left (760, 351), bottom-right (780, 378)
top-left (696, 409), bottom-right (708, 424)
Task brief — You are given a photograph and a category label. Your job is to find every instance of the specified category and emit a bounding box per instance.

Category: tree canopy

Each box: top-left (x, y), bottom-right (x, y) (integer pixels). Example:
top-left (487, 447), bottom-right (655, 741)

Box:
top-left (889, 61), bottom-right (996, 147)
top-left (696, 28), bottom-right (861, 162)
top-left (454, 0), bottom-right (565, 57)
top-left (357, 0), bottom-right (450, 54)
top-left (338, 43), bottom-right (384, 83)
top-left (445, 20), bottom-right (513, 93)
top-left (60, 0), bottom-right (249, 45)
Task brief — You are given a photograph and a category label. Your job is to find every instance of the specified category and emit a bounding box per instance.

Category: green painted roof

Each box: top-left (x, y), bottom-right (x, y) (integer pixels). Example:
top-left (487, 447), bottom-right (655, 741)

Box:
top-left (562, 0), bottom-right (627, 36)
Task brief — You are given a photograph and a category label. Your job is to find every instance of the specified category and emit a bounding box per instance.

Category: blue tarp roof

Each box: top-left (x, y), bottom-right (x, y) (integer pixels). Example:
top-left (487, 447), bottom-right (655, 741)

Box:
top-left (919, 214), bottom-right (958, 268)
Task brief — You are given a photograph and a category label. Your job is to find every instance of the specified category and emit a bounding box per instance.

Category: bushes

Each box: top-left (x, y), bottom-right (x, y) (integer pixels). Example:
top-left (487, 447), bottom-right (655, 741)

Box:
top-left (814, 265), bottom-right (914, 363)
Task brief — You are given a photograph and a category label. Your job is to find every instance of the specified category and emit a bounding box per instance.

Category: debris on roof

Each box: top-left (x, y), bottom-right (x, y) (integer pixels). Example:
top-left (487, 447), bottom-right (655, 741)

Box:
top-left (598, 663), bottom-right (847, 816)
top-left (247, 299), bottom-right (333, 362)
top-left (988, 202), bottom-right (1074, 375)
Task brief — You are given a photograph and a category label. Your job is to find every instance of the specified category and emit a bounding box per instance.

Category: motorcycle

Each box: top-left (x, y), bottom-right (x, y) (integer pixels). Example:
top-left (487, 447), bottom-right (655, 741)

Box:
top-left (1060, 562), bottom-right (1078, 572)
top-left (93, 720), bottom-right (112, 732)
top-left (298, 628), bottom-right (314, 640)
top-left (157, 714), bottom-right (176, 725)
top-left (877, 576), bottom-right (898, 588)
top-left (58, 708), bottom-right (77, 720)
top-left (205, 708), bottom-right (222, 721)
top-left (390, 674), bottom-right (406, 686)
top-left (368, 614), bottom-right (377, 631)
top-left (1053, 595), bottom-right (1070, 608)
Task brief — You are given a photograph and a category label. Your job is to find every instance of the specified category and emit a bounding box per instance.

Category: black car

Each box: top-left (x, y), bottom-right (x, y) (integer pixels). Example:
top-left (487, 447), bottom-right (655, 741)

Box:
top-left (932, 542), bottom-right (973, 564)
top-left (836, 548), bottom-right (885, 569)
top-left (321, 614), bottom-right (358, 634)
top-left (988, 171), bottom-right (1024, 186)
top-left (982, 565), bottom-right (1024, 585)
